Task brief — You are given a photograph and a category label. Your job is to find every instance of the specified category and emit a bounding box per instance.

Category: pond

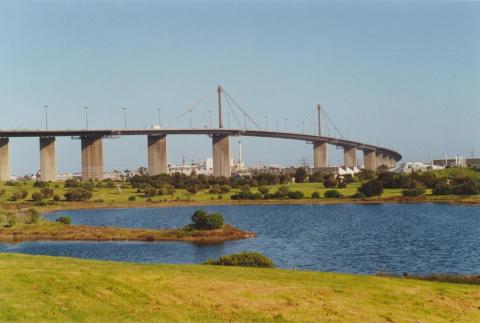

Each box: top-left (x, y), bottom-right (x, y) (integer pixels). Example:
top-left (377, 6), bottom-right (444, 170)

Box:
top-left (1, 203), bottom-right (479, 275)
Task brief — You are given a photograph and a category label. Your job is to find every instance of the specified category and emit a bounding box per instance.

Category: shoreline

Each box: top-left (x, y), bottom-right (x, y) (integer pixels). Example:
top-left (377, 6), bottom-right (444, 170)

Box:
top-left (38, 195), bottom-right (480, 214)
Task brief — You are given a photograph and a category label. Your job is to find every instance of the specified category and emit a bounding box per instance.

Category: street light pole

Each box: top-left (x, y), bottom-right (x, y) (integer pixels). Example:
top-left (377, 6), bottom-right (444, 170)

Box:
top-left (188, 109), bottom-right (192, 128)
top-left (284, 118), bottom-right (288, 132)
top-left (122, 107), bottom-right (127, 129)
top-left (265, 116), bottom-right (268, 130)
top-left (157, 108), bottom-right (161, 127)
top-left (43, 105), bottom-right (48, 129)
top-left (208, 110), bottom-right (212, 128)
top-left (84, 106), bottom-right (89, 129)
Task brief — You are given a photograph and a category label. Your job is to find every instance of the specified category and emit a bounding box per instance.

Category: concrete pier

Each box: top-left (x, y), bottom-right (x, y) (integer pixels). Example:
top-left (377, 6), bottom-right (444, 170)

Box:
top-left (376, 152), bottom-right (385, 167)
top-left (363, 150), bottom-right (376, 170)
top-left (81, 136), bottom-right (104, 180)
top-left (39, 137), bottom-right (56, 181)
top-left (148, 135), bottom-right (168, 175)
top-left (212, 134), bottom-right (231, 177)
top-left (343, 146), bottom-right (357, 168)
top-left (0, 138), bottom-right (9, 181)
top-left (313, 142), bottom-right (328, 168)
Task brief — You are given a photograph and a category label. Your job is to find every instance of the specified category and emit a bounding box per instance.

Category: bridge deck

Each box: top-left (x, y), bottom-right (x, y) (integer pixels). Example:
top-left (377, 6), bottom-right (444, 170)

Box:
top-left (0, 128), bottom-right (401, 161)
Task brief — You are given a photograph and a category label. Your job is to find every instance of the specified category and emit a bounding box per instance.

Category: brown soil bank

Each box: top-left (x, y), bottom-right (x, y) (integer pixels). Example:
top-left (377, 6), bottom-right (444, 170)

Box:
top-left (0, 222), bottom-right (255, 243)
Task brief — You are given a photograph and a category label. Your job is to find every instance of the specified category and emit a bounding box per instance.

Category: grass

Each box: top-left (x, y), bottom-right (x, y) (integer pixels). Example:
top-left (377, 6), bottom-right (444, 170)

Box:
top-left (0, 177), bottom-right (479, 211)
top-left (0, 253), bottom-right (479, 322)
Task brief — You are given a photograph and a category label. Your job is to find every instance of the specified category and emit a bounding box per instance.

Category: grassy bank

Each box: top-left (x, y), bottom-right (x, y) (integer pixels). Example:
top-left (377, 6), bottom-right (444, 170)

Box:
top-left (0, 253), bottom-right (479, 322)
top-left (0, 221), bottom-right (254, 243)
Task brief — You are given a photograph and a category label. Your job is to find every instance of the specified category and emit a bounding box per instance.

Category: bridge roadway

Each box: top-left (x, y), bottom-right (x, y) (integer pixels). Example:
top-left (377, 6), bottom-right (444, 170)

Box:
top-left (0, 128), bottom-right (402, 181)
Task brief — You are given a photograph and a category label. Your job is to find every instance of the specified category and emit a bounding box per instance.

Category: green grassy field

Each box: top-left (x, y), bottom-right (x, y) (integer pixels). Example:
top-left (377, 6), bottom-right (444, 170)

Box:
top-left (0, 253), bottom-right (479, 322)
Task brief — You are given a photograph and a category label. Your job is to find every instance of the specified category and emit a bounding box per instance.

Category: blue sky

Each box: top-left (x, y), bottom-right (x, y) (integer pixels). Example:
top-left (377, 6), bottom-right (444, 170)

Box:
top-left (0, 1), bottom-right (479, 174)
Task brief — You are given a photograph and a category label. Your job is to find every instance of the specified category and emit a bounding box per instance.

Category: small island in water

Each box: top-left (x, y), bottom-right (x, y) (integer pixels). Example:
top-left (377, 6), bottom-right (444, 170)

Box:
top-left (0, 209), bottom-right (255, 243)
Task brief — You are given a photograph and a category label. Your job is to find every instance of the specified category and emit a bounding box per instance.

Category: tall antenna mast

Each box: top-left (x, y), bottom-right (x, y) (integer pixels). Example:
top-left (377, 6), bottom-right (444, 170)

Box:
top-left (217, 85), bottom-right (223, 128)
top-left (317, 104), bottom-right (321, 136)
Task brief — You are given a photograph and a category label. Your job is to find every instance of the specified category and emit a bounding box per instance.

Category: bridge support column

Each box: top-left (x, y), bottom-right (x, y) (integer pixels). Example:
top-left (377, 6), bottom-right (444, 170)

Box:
top-left (0, 138), bottom-right (10, 181)
top-left (363, 150), bottom-right (376, 170)
top-left (148, 135), bottom-right (168, 175)
top-left (376, 152), bottom-right (385, 168)
top-left (81, 136), bottom-right (103, 180)
top-left (40, 137), bottom-right (56, 181)
top-left (344, 146), bottom-right (357, 168)
top-left (212, 134), bottom-right (231, 177)
top-left (313, 142), bottom-right (328, 168)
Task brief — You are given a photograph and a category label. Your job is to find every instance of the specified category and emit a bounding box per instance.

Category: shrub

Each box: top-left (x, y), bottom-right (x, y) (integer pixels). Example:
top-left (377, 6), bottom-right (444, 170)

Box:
top-left (287, 191), bottom-right (304, 199)
top-left (273, 186), bottom-right (289, 199)
top-left (53, 194), bottom-right (61, 202)
top-left (294, 167), bottom-right (307, 183)
top-left (402, 184), bottom-right (426, 197)
top-left (432, 181), bottom-right (452, 195)
top-left (220, 185), bottom-right (231, 194)
top-left (258, 186), bottom-right (269, 195)
top-left (64, 178), bottom-right (82, 188)
top-left (205, 252), bottom-right (274, 268)
top-left (56, 216), bottom-right (71, 224)
top-left (40, 187), bottom-right (54, 199)
top-left (64, 189), bottom-right (93, 201)
top-left (33, 181), bottom-right (48, 188)
top-left (311, 191), bottom-right (320, 199)
top-left (451, 178), bottom-right (480, 195)
top-left (208, 184), bottom-right (221, 194)
top-left (351, 192), bottom-right (365, 199)
top-left (0, 189), bottom-right (5, 196)
top-left (26, 208), bottom-right (40, 224)
top-left (128, 196), bottom-right (137, 201)
top-left (322, 174), bottom-right (338, 188)
top-left (358, 180), bottom-right (384, 197)
top-left (143, 187), bottom-right (157, 198)
top-left (191, 210), bottom-right (224, 230)
top-left (337, 181), bottom-right (347, 188)
top-left (31, 192), bottom-right (44, 202)
top-left (6, 213), bottom-right (16, 227)
top-left (324, 190), bottom-right (342, 198)
top-left (12, 189), bottom-right (28, 201)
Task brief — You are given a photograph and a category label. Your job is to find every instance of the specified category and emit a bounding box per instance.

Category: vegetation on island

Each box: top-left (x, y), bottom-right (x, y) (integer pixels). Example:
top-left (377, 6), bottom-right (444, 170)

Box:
top-left (0, 209), bottom-right (253, 243)
top-left (0, 253), bottom-right (479, 322)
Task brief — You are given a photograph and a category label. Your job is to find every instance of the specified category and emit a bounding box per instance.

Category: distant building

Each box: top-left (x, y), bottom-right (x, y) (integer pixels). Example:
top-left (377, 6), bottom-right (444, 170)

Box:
top-left (466, 158), bottom-right (480, 168)
top-left (432, 157), bottom-right (466, 167)
top-left (393, 162), bottom-right (443, 173)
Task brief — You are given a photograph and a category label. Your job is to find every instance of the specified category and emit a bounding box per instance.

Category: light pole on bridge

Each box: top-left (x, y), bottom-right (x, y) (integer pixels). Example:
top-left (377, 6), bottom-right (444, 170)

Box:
top-left (284, 118), bottom-right (288, 132)
top-left (157, 108), bottom-right (161, 127)
top-left (122, 107), bottom-right (127, 129)
top-left (42, 105), bottom-right (48, 130)
top-left (84, 106), bottom-right (89, 129)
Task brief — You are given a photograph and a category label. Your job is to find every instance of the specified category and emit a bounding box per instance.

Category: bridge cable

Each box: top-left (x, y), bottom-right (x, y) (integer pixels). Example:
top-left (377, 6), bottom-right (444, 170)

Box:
top-left (176, 89), bottom-right (216, 121)
top-left (222, 89), bottom-right (262, 130)
top-left (223, 93), bottom-right (243, 129)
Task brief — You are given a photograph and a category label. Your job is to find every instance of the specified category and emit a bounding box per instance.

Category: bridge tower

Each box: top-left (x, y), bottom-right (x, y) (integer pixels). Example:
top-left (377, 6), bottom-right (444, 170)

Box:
top-left (212, 85), bottom-right (231, 177)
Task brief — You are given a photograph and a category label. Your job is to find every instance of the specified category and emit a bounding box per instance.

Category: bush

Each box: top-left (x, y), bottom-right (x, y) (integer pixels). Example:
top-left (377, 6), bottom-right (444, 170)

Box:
top-left (351, 192), bottom-right (365, 199)
top-left (258, 186), bottom-right (269, 195)
top-left (432, 181), bottom-right (452, 195)
top-left (287, 191), bottom-right (304, 199)
top-left (402, 184), bottom-right (426, 197)
top-left (273, 186), bottom-right (289, 199)
top-left (12, 189), bottom-right (28, 201)
top-left (220, 185), bottom-right (231, 194)
top-left (53, 194), bottom-right (61, 202)
top-left (337, 181), bottom-right (347, 189)
top-left (191, 210), bottom-right (224, 230)
top-left (31, 192), bottom-right (44, 202)
top-left (33, 181), bottom-right (48, 188)
top-left (311, 191), bottom-right (320, 199)
top-left (0, 189), bottom-right (5, 196)
top-left (26, 208), bottom-right (40, 224)
top-left (205, 252), bottom-right (274, 268)
top-left (56, 216), bottom-right (71, 225)
top-left (358, 180), bottom-right (384, 197)
top-left (6, 213), bottom-right (16, 227)
top-left (143, 187), bottom-right (157, 198)
top-left (64, 189), bottom-right (93, 201)
top-left (128, 196), bottom-right (137, 201)
top-left (294, 167), bottom-right (307, 183)
top-left (40, 187), bottom-right (54, 199)
top-left (322, 174), bottom-right (338, 188)
top-left (324, 190), bottom-right (342, 198)
top-left (451, 178), bottom-right (480, 195)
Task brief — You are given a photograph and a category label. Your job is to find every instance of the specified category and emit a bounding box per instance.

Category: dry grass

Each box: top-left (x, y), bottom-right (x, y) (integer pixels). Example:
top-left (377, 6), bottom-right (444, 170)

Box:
top-left (0, 253), bottom-right (479, 322)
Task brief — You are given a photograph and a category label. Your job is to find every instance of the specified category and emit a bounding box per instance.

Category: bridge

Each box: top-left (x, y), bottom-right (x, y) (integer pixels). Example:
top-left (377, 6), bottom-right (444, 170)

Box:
top-left (0, 86), bottom-right (402, 181)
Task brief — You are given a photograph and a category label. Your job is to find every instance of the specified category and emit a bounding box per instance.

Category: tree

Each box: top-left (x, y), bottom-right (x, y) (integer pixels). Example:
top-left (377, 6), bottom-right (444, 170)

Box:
top-left (186, 184), bottom-right (200, 195)
top-left (294, 167), bottom-right (307, 183)
top-left (64, 189), bottom-right (93, 201)
top-left (258, 186), bottom-right (269, 195)
top-left (322, 174), bottom-right (338, 188)
top-left (358, 180), bottom-right (384, 197)
top-left (191, 210), bottom-right (224, 230)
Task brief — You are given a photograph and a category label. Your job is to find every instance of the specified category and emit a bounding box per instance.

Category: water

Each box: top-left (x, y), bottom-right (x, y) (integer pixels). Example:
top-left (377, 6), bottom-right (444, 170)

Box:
top-left (1, 203), bottom-right (479, 275)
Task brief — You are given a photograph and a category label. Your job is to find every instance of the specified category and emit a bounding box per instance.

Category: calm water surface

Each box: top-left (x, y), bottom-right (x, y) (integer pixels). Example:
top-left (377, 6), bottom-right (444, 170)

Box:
top-left (1, 203), bottom-right (479, 275)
